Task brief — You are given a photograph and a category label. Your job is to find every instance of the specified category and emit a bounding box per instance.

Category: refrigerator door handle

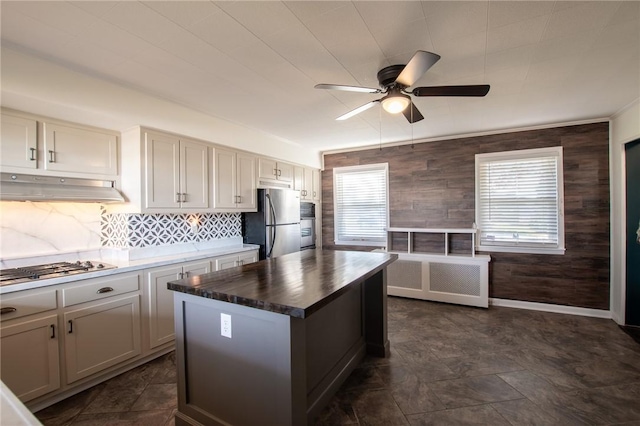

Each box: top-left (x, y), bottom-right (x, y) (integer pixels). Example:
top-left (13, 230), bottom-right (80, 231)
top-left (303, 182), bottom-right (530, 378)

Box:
top-left (266, 193), bottom-right (277, 258)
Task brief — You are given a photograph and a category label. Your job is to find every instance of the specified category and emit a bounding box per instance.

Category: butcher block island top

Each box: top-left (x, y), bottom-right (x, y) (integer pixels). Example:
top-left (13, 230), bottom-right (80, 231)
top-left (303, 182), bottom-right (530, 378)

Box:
top-left (167, 249), bottom-right (398, 318)
top-left (168, 249), bottom-right (397, 426)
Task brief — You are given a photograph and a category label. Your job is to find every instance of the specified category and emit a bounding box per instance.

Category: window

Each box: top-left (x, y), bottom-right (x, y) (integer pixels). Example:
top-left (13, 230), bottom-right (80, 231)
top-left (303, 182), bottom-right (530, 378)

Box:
top-left (475, 147), bottom-right (565, 254)
top-left (333, 163), bottom-right (389, 246)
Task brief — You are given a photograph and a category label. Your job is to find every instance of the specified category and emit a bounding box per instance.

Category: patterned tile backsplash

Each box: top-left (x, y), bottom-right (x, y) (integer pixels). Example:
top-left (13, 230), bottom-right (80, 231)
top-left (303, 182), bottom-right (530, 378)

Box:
top-left (101, 209), bottom-right (242, 248)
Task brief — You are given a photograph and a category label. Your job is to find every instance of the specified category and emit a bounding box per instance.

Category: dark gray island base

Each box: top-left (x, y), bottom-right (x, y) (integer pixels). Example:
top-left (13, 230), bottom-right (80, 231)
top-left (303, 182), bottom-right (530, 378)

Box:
top-left (168, 249), bottom-right (397, 426)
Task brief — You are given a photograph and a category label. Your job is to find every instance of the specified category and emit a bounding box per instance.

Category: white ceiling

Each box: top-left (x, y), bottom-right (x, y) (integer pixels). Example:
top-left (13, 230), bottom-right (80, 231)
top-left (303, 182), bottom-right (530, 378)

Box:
top-left (1, 1), bottom-right (639, 154)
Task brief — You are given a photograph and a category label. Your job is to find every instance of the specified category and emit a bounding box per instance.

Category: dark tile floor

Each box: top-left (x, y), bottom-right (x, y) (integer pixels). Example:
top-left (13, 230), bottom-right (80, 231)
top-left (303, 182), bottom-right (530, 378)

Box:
top-left (36, 297), bottom-right (640, 425)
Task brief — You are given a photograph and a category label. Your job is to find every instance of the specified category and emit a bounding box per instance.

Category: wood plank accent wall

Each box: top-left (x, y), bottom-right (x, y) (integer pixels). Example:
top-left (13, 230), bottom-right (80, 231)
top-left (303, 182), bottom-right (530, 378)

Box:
top-left (322, 123), bottom-right (610, 310)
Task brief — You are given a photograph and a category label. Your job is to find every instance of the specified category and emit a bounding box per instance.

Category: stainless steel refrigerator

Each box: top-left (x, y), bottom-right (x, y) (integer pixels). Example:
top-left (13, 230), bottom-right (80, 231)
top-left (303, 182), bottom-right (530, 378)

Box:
top-left (243, 188), bottom-right (301, 260)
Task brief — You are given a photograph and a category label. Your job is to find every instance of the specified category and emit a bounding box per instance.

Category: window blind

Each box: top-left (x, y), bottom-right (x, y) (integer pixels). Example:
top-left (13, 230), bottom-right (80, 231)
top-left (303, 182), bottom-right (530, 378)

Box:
top-left (476, 148), bottom-right (563, 251)
top-left (334, 164), bottom-right (388, 245)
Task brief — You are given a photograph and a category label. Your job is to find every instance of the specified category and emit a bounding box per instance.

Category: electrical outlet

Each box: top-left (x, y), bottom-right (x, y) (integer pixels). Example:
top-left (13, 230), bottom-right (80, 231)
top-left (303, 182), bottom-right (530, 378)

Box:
top-left (221, 313), bottom-right (232, 338)
top-left (190, 222), bottom-right (198, 235)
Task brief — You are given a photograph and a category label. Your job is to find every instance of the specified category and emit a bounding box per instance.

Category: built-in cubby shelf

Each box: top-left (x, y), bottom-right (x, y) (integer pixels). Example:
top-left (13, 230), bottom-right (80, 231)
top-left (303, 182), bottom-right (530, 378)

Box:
top-left (386, 227), bottom-right (477, 257)
top-left (383, 227), bottom-right (489, 308)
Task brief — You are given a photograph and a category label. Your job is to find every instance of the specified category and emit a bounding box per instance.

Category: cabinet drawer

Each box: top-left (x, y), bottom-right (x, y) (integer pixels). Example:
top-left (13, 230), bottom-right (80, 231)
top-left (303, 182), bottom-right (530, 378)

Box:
top-left (63, 272), bottom-right (141, 307)
top-left (0, 289), bottom-right (57, 321)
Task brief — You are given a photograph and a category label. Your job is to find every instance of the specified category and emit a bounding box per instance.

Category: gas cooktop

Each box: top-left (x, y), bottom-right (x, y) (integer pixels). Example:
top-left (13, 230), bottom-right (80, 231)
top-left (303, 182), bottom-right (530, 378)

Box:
top-left (0, 261), bottom-right (116, 286)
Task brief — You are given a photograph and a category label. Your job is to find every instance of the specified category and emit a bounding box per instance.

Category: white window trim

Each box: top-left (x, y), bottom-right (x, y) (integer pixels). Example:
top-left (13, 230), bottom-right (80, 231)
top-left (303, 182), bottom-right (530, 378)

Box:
top-left (475, 146), bottom-right (566, 255)
top-left (333, 163), bottom-right (389, 247)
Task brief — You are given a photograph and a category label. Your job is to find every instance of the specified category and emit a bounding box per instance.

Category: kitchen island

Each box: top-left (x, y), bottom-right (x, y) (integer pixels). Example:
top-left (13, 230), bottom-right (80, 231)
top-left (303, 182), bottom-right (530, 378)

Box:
top-left (168, 249), bottom-right (397, 426)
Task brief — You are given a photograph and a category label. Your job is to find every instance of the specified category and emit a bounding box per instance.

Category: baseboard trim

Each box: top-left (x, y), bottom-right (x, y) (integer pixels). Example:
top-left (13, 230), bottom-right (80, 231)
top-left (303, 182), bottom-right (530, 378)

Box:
top-left (490, 298), bottom-right (611, 319)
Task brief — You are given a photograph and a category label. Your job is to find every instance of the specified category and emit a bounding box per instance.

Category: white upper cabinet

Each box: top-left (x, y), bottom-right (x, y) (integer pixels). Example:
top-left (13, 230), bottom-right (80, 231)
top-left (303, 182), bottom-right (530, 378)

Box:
top-left (180, 140), bottom-right (209, 209)
top-left (294, 165), bottom-right (320, 201)
top-left (142, 130), bottom-right (209, 211)
top-left (1, 112), bottom-right (38, 170)
top-left (303, 167), bottom-right (314, 201)
top-left (43, 122), bottom-right (118, 177)
top-left (258, 157), bottom-right (294, 187)
top-left (312, 168), bottom-right (321, 202)
top-left (213, 148), bottom-right (256, 211)
top-left (1, 109), bottom-right (118, 179)
top-left (144, 131), bottom-right (180, 209)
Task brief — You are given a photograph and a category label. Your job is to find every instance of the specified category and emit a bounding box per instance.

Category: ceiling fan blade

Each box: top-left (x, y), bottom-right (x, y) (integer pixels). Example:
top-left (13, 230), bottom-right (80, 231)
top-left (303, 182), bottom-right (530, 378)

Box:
top-left (336, 100), bottom-right (379, 121)
top-left (315, 84), bottom-right (381, 94)
top-left (395, 51), bottom-right (441, 87)
top-left (402, 101), bottom-right (424, 123)
top-left (412, 85), bottom-right (490, 97)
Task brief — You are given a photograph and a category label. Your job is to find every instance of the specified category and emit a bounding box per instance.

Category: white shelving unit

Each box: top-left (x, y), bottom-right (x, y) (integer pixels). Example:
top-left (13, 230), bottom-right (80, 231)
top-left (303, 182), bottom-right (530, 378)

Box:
top-left (386, 227), bottom-right (477, 257)
top-left (384, 227), bottom-right (490, 308)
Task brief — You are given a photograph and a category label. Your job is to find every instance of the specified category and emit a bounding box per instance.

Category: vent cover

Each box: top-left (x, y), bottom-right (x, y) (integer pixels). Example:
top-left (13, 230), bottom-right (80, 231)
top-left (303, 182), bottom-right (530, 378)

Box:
top-left (429, 263), bottom-right (481, 296)
top-left (387, 259), bottom-right (422, 289)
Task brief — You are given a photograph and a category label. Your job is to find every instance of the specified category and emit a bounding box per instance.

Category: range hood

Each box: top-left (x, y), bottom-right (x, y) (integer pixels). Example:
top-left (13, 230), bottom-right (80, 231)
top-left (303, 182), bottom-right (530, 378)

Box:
top-left (0, 173), bottom-right (125, 203)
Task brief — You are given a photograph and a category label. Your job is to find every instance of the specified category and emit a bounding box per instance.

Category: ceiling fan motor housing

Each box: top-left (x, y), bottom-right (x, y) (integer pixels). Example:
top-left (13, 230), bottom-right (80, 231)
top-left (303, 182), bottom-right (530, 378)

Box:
top-left (377, 65), bottom-right (407, 88)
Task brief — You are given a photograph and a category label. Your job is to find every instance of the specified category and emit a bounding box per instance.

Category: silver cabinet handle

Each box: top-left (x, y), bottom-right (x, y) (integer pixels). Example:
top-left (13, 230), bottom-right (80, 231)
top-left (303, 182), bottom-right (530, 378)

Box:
top-left (97, 287), bottom-right (114, 294)
top-left (29, 147), bottom-right (36, 161)
top-left (277, 169), bottom-right (282, 177)
top-left (182, 193), bottom-right (187, 203)
top-left (48, 150), bottom-right (56, 163)
top-left (184, 271), bottom-right (190, 278)
top-left (0, 307), bottom-right (17, 315)
top-left (176, 193), bottom-right (181, 203)
top-left (313, 191), bottom-right (317, 198)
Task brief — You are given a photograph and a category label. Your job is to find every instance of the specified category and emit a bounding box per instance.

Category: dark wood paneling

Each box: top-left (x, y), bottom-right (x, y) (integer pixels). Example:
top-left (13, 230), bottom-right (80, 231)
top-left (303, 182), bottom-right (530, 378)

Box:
top-left (322, 123), bottom-right (610, 309)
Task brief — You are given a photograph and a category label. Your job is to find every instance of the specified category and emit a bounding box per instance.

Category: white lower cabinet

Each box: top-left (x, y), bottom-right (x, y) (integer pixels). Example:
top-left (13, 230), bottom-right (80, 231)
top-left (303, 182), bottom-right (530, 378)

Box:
top-left (0, 314), bottom-right (60, 402)
top-left (0, 251), bottom-right (259, 407)
top-left (145, 260), bottom-right (211, 350)
top-left (64, 295), bottom-right (141, 384)
top-left (215, 251), bottom-right (258, 271)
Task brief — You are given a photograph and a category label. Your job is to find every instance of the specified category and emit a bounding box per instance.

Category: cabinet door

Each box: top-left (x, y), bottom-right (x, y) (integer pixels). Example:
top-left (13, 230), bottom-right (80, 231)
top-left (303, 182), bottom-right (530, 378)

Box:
top-left (146, 261), bottom-right (210, 350)
top-left (144, 131), bottom-right (180, 209)
top-left (258, 157), bottom-right (278, 181)
top-left (215, 254), bottom-right (239, 271)
top-left (180, 139), bottom-right (209, 209)
top-left (183, 260), bottom-right (211, 279)
top-left (43, 122), bottom-right (117, 176)
top-left (0, 113), bottom-right (38, 170)
top-left (312, 169), bottom-right (321, 201)
top-left (0, 315), bottom-right (60, 402)
top-left (64, 295), bottom-right (141, 384)
top-left (303, 167), bottom-right (314, 200)
top-left (236, 152), bottom-right (257, 210)
top-left (278, 162), bottom-right (294, 183)
top-left (238, 251), bottom-right (258, 266)
top-left (293, 166), bottom-right (304, 192)
top-left (146, 265), bottom-right (181, 350)
top-left (214, 148), bottom-right (237, 209)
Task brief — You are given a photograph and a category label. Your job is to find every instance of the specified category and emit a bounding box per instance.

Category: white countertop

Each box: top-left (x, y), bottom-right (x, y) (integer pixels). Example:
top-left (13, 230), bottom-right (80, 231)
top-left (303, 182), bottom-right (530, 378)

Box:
top-left (0, 238), bottom-right (260, 294)
top-left (1, 382), bottom-right (41, 426)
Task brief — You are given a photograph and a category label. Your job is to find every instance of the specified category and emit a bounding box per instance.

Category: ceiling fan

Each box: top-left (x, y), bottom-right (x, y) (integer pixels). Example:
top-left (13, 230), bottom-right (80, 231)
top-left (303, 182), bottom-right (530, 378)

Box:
top-left (315, 50), bottom-right (490, 123)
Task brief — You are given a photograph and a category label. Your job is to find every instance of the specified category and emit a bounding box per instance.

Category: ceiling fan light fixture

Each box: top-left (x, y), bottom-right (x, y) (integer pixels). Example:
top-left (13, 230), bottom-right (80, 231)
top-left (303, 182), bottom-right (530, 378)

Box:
top-left (381, 93), bottom-right (410, 114)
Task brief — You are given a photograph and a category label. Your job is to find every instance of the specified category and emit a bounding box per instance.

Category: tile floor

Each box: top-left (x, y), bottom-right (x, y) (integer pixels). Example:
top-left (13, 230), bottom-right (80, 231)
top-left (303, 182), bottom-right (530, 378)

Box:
top-left (36, 297), bottom-right (640, 425)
